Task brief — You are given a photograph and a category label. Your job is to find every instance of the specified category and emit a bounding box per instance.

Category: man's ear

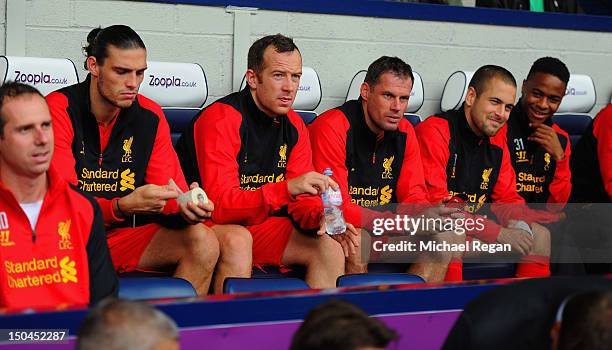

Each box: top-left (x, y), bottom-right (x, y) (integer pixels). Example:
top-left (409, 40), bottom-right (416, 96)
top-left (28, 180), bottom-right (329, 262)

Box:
top-left (360, 82), bottom-right (370, 102)
top-left (246, 69), bottom-right (258, 89)
top-left (86, 56), bottom-right (99, 77)
top-left (465, 86), bottom-right (477, 107)
top-left (521, 79), bottom-right (527, 96)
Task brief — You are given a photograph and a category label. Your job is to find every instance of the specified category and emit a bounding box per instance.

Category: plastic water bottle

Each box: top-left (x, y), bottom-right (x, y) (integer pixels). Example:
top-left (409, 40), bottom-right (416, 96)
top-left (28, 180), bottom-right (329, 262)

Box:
top-left (321, 168), bottom-right (347, 235)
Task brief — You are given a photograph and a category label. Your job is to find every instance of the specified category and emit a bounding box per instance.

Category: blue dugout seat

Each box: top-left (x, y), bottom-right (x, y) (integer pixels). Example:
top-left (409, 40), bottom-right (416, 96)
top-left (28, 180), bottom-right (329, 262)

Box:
top-left (552, 74), bottom-right (596, 148)
top-left (138, 61), bottom-right (208, 145)
top-left (222, 266), bottom-right (307, 294)
top-left (251, 265), bottom-right (306, 279)
top-left (337, 273), bottom-right (424, 287)
top-left (461, 260), bottom-right (517, 280)
top-left (119, 277), bottom-right (196, 300)
top-left (223, 277), bottom-right (309, 294)
top-left (345, 69), bottom-right (424, 126)
top-left (356, 262), bottom-right (515, 281)
top-left (552, 114), bottom-right (592, 148)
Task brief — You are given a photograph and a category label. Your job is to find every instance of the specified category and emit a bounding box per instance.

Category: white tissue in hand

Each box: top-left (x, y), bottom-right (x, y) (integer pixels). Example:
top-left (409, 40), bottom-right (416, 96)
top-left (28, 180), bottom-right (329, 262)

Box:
top-left (177, 187), bottom-right (208, 205)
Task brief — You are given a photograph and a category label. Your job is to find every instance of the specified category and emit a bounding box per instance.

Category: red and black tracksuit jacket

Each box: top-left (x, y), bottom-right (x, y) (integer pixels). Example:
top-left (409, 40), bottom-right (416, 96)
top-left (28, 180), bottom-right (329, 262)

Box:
top-left (47, 75), bottom-right (188, 228)
top-left (570, 103), bottom-right (612, 203)
top-left (176, 87), bottom-right (315, 226)
top-left (0, 166), bottom-right (117, 311)
top-left (504, 100), bottom-right (571, 209)
top-left (416, 107), bottom-right (529, 242)
top-left (299, 99), bottom-right (429, 229)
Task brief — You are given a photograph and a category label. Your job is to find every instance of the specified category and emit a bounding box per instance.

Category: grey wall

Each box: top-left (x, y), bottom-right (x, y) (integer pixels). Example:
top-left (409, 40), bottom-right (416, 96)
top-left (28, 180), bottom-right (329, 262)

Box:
top-left (4, 0), bottom-right (612, 117)
top-left (0, 0), bottom-right (6, 55)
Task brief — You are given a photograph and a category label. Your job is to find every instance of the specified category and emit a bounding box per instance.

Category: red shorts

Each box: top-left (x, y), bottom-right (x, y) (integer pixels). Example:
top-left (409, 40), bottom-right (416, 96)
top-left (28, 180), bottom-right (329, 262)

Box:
top-left (247, 217), bottom-right (295, 267)
top-left (106, 223), bottom-right (160, 273)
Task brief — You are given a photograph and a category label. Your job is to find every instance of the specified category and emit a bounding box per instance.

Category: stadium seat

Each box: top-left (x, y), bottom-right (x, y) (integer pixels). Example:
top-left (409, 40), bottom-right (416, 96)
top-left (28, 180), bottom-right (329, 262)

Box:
top-left (552, 114), bottom-right (592, 148)
top-left (223, 277), bottom-right (309, 294)
top-left (404, 114), bottom-right (421, 126)
top-left (345, 69), bottom-right (425, 126)
top-left (251, 265), bottom-right (306, 279)
top-left (240, 66), bottom-right (322, 124)
top-left (337, 273), bottom-right (424, 287)
top-left (0, 55), bottom-right (79, 95)
top-left (138, 61), bottom-right (208, 145)
top-left (461, 260), bottom-right (517, 280)
top-left (367, 263), bottom-right (410, 273)
top-left (119, 277), bottom-right (196, 300)
top-left (440, 70), bottom-right (474, 112)
top-left (552, 74), bottom-right (596, 147)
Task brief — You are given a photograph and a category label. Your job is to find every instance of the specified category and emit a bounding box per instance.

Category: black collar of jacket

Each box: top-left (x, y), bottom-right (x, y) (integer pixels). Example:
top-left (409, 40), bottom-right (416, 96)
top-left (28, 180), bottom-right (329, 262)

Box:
top-left (240, 87), bottom-right (285, 125)
top-left (80, 74), bottom-right (95, 118)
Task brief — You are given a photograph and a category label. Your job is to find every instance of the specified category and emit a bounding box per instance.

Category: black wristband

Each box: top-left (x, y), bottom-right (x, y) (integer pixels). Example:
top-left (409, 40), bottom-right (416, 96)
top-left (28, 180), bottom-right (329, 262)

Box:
top-left (116, 198), bottom-right (128, 218)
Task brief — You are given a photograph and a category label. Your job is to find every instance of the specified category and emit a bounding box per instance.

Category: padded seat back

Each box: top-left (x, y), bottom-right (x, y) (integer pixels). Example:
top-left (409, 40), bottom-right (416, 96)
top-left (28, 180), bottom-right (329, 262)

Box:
top-left (404, 114), bottom-right (421, 127)
top-left (552, 114), bottom-right (592, 147)
top-left (553, 74), bottom-right (596, 147)
top-left (119, 277), bottom-right (196, 300)
top-left (440, 70), bottom-right (474, 112)
top-left (337, 273), bottom-right (424, 287)
top-left (223, 277), bottom-right (309, 294)
top-left (138, 61), bottom-right (208, 145)
top-left (0, 56), bottom-right (79, 95)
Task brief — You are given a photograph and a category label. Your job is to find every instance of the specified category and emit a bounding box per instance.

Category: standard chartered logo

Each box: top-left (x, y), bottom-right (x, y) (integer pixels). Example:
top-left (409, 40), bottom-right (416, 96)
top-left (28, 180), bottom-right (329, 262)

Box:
top-left (379, 185), bottom-right (393, 205)
top-left (59, 256), bottom-right (77, 283)
top-left (4, 256), bottom-right (80, 288)
top-left (120, 169), bottom-right (135, 191)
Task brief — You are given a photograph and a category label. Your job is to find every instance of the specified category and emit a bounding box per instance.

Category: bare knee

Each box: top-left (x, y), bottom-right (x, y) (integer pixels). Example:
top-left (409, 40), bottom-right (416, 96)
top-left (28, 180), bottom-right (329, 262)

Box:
top-left (312, 235), bottom-right (345, 266)
top-left (182, 224), bottom-right (220, 264)
top-left (215, 225), bottom-right (252, 261)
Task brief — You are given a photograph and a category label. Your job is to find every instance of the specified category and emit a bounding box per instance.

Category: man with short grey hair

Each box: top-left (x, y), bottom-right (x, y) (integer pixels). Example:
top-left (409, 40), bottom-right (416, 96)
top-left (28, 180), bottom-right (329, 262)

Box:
top-left (77, 298), bottom-right (179, 350)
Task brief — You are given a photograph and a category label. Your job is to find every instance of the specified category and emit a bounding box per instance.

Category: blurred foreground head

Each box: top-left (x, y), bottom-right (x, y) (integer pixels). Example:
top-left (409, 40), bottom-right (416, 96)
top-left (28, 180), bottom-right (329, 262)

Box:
top-left (77, 298), bottom-right (179, 350)
top-left (290, 299), bottom-right (399, 350)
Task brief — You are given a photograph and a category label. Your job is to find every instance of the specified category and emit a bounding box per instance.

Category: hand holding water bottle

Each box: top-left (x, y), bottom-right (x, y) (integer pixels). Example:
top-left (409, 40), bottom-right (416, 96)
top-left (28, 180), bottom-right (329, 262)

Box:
top-left (320, 168), bottom-right (347, 235)
top-left (287, 171), bottom-right (338, 196)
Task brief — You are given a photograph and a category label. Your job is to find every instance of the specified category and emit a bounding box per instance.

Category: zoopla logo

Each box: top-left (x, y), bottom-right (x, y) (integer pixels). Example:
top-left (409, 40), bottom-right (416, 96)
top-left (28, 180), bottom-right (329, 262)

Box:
top-left (14, 70), bottom-right (68, 85)
top-left (565, 87), bottom-right (587, 96)
top-left (148, 74), bottom-right (197, 88)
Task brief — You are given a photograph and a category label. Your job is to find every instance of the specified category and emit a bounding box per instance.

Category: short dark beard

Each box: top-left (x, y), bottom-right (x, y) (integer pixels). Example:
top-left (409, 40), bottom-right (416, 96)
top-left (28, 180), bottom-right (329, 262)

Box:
top-left (97, 75), bottom-right (132, 110)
